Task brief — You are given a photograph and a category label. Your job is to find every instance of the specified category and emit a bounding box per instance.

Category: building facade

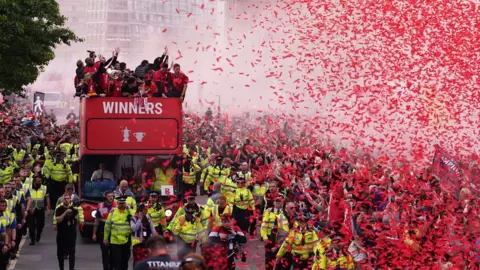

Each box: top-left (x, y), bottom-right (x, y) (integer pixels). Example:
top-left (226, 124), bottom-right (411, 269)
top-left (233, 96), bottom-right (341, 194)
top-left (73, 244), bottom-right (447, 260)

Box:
top-left (85, 0), bottom-right (224, 62)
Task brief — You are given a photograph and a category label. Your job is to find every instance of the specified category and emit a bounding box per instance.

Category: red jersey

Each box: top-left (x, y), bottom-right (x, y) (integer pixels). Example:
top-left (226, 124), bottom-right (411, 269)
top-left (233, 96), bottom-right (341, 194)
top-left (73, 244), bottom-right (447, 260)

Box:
top-left (98, 73), bottom-right (110, 93)
top-left (87, 81), bottom-right (97, 96)
top-left (83, 65), bottom-right (97, 74)
top-left (171, 72), bottom-right (189, 90)
top-left (139, 83), bottom-right (157, 97)
top-left (110, 80), bottom-right (123, 97)
top-left (152, 70), bottom-right (171, 93)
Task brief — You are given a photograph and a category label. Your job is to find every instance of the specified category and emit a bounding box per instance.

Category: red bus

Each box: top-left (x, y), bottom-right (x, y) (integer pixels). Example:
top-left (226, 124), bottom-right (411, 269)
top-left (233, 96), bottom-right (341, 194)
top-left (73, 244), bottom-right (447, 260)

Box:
top-left (78, 97), bottom-right (183, 238)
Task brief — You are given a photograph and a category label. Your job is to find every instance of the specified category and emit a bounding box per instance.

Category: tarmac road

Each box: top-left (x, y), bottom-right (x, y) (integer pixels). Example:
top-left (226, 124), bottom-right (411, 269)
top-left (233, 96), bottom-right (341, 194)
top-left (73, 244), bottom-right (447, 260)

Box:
top-left (11, 195), bottom-right (265, 270)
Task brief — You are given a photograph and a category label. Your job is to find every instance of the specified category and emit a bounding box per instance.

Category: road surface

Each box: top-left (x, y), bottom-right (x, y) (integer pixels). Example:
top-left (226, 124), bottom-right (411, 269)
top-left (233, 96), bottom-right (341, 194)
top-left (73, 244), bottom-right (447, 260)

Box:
top-left (11, 196), bottom-right (265, 270)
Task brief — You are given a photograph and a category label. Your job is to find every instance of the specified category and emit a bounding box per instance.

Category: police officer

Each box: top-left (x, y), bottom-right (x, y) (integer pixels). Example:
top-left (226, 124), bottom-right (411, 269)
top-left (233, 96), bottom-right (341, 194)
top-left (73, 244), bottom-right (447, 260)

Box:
top-left (276, 212), bottom-right (318, 269)
top-left (55, 194), bottom-right (79, 270)
top-left (232, 177), bottom-right (255, 233)
top-left (0, 153), bottom-right (15, 185)
top-left (42, 149), bottom-right (72, 211)
top-left (201, 156), bottom-right (230, 194)
top-left (104, 196), bottom-right (135, 270)
top-left (182, 156), bottom-right (201, 197)
top-left (146, 191), bottom-right (167, 235)
top-left (173, 203), bottom-right (207, 260)
top-left (27, 174), bottom-right (50, 245)
top-left (260, 196), bottom-right (289, 270)
top-left (92, 191), bottom-right (116, 270)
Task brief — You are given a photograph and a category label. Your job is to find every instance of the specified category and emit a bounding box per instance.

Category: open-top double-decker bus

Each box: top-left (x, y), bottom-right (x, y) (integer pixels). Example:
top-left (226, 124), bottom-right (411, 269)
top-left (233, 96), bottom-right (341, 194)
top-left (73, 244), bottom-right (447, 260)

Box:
top-left (78, 97), bottom-right (183, 238)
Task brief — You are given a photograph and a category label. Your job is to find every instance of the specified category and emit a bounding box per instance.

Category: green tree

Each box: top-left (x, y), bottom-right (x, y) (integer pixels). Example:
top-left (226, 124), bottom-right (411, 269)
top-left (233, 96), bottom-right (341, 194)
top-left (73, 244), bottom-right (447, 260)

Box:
top-left (0, 0), bottom-right (82, 96)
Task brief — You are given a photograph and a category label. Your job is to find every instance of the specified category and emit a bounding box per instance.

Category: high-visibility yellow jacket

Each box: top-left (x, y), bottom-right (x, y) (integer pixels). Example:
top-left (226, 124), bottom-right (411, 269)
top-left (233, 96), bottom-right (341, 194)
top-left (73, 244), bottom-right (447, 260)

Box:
top-left (173, 215), bottom-right (207, 244)
top-left (312, 237), bottom-right (332, 269)
top-left (44, 147), bottom-right (52, 161)
top-left (26, 143), bottom-right (41, 153)
top-left (314, 245), bottom-right (354, 270)
top-left (0, 211), bottom-right (15, 229)
top-left (196, 154), bottom-right (210, 169)
top-left (202, 165), bottom-right (230, 192)
top-left (183, 164), bottom-right (201, 185)
top-left (167, 205), bottom-right (210, 232)
top-left (42, 160), bottom-right (72, 182)
top-left (237, 171), bottom-right (252, 185)
top-left (28, 154), bottom-right (45, 167)
top-left (209, 204), bottom-right (232, 227)
top-left (252, 183), bottom-right (266, 205)
top-left (277, 228), bottom-right (318, 260)
top-left (147, 202), bottom-right (167, 231)
top-left (221, 177), bottom-right (237, 205)
top-left (104, 208), bottom-right (135, 245)
top-left (0, 166), bottom-right (15, 185)
top-left (30, 185), bottom-right (48, 209)
top-left (153, 167), bottom-right (175, 192)
top-left (5, 195), bottom-right (18, 217)
top-left (113, 196), bottom-right (136, 212)
top-left (233, 187), bottom-right (255, 211)
top-left (60, 143), bottom-right (72, 155)
top-left (260, 208), bottom-right (289, 242)
top-left (12, 149), bottom-right (26, 165)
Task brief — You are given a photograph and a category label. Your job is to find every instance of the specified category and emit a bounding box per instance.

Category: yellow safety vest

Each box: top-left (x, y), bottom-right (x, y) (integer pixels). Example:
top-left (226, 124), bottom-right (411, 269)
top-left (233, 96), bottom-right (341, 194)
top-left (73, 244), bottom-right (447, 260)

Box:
top-left (173, 215), bottom-right (207, 244)
top-left (237, 171), bottom-right (252, 184)
top-left (27, 143), bottom-right (41, 153)
top-left (233, 188), bottom-right (255, 210)
top-left (147, 203), bottom-right (167, 231)
top-left (30, 185), bottom-right (47, 209)
top-left (60, 143), bottom-right (72, 155)
top-left (104, 208), bottom-right (135, 245)
top-left (210, 204), bottom-right (232, 227)
top-left (314, 245), bottom-right (355, 270)
top-left (42, 160), bottom-right (72, 182)
top-left (252, 184), bottom-right (266, 205)
top-left (183, 164), bottom-right (201, 185)
top-left (312, 237), bottom-right (332, 270)
top-left (12, 149), bottom-right (26, 163)
top-left (114, 196), bottom-right (136, 212)
top-left (278, 228), bottom-right (319, 260)
top-left (221, 178), bottom-right (237, 205)
top-left (153, 168), bottom-right (175, 192)
top-left (0, 166), bottom-right (14, 185)
top-left (5, 195), bottom-right (17, 214)
top-left (0, 211), bottom-right (13, 229)
top-left (28, 155), bottom-right (44, 167)
top-left (202, 165), bottom-right (230, 191)
top-left (260, 208), bottom-right (289, 241)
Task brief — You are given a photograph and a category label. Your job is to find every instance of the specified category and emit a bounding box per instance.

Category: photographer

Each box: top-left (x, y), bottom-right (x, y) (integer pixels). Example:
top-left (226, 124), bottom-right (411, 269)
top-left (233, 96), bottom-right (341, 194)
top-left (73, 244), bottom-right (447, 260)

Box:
top-left (55, 194), bottom-right (79, 270)
top-left (204, 214), bottom-right (247, 270)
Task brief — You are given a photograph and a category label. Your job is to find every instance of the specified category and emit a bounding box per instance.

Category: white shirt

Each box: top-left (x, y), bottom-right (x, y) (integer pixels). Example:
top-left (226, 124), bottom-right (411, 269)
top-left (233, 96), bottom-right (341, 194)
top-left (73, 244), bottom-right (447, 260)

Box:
top-left (91, 169), bottom-right (114, 181)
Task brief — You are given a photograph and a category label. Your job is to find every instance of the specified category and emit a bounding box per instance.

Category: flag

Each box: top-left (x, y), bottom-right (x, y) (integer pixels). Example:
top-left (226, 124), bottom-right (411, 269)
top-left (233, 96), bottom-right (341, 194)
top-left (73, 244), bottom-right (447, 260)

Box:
top-left (432, 144), bottom-right (463, 194)
top-left (327, 180), bottom-right (345, 228)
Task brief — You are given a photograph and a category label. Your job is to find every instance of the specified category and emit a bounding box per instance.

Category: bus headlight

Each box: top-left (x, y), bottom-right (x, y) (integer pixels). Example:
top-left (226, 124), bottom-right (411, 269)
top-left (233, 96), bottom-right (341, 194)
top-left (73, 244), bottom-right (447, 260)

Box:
top-left (165, 209), bottom-right (173, 218)
top-left (91, 210), bottom-right (97, 219)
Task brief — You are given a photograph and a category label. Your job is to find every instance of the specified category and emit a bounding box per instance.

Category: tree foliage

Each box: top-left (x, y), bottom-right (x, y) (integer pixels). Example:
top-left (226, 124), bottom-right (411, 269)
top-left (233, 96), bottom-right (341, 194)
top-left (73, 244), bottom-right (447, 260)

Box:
top-left (0, 0), bottom-right (82, 95)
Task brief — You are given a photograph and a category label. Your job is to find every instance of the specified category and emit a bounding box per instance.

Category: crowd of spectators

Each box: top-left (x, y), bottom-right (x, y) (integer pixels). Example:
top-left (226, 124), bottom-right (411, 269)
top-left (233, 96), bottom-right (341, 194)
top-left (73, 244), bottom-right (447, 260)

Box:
top-left (0, 84), bottom-right (479, 269)
top-left (74, 47), bottom-right (188, 101)
top-left (180, 111), bottom-right (480, 269)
